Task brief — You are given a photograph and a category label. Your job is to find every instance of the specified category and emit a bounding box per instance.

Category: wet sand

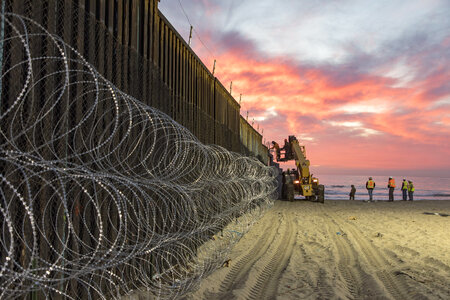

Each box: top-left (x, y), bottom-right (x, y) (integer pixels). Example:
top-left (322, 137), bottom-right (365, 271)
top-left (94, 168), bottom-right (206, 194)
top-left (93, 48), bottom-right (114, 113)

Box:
top-left (188, 200), bottom-right (450, 299)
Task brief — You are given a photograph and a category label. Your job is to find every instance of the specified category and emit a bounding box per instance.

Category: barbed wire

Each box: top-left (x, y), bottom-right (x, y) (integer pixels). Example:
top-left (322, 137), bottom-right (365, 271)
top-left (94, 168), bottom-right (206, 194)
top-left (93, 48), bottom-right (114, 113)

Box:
top-left (0, 12), bottom-right (277, 299)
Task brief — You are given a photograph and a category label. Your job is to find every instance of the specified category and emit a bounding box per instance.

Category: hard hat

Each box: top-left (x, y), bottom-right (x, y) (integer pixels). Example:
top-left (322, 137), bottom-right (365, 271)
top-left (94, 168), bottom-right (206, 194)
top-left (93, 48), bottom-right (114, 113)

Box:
top-left (369, 177), bottom-right (372, 180)
top-left (403, 178), bottom-right (406, 180)
top-left (408, 180), bottom-right (412, 183)
top-left (389, 176), bottom-right (392, 179)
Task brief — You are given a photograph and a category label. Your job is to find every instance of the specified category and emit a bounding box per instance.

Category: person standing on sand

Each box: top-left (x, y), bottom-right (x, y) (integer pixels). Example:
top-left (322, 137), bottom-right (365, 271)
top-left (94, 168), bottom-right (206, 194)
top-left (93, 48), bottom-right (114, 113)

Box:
top-left (366, 177), bottom-right (375, 201)
top-left (408, 180), bottom-right (415, 201)
top-left (401, 179), bottom-right (408, 200)
top-left (387, 176), bottom-right (396, 201)
top-left (349, 185), bottom-right (356, 200)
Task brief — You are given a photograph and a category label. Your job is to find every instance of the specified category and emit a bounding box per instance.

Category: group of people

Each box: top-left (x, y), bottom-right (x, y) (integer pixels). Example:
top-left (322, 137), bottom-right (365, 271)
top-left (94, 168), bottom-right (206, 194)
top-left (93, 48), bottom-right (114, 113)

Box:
top-left (349, 177), bottom-right (415, 201)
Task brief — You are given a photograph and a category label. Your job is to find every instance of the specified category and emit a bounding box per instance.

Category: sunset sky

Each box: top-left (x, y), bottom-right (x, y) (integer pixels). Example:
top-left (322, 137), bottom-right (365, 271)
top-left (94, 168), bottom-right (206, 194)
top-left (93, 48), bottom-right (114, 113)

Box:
top-left (159, 0), bottom-right (450, 177)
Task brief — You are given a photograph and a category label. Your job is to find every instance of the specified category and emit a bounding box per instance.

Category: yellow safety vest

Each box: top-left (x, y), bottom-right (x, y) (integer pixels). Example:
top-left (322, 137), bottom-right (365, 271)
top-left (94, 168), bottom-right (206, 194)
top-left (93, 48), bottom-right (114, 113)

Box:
top-left (402, 181), bottom-right (408, 190)
top-left (408, 183), bottom-right (415, 192)
top-left (367, 180), bottom-right (375, 188)
top-left (389, 178), bottom-right (396, 188)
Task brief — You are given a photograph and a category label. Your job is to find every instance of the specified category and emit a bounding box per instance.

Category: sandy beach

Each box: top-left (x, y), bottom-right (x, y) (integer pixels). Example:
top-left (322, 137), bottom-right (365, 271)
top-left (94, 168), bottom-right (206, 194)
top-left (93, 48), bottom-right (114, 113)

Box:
top-left (187, 200), bottom-right (450, 299)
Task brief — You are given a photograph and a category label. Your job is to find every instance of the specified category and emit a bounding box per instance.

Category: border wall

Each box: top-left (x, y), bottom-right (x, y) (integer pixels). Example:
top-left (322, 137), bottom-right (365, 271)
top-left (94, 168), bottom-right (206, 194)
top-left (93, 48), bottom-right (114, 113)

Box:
top-left (240, 116), bottom-right (269, 164)
top-left (156, 12), bottom-right (242, 152)
top-left (0, 0), bottom-right (265, 158)
top-left (0, 1), bottom-right (272, 298)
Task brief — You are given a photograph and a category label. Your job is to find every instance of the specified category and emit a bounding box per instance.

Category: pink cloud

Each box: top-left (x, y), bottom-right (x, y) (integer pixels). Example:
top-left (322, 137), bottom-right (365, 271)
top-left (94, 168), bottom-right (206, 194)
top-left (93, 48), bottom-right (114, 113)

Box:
top-left (188, 27), bottom-right (450, 174)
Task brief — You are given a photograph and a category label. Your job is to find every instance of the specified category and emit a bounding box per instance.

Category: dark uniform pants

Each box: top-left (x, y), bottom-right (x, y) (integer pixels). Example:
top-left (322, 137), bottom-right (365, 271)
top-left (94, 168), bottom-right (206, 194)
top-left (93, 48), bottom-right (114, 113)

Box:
top-left (389, 187), bottom-right (394, 201)
top-left (402, 189), bottom-right (407, 200)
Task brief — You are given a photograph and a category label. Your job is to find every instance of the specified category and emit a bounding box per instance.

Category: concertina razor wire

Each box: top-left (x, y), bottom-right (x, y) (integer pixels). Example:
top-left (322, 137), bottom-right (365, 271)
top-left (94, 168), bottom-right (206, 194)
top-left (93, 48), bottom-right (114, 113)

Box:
top-left (0, 13), bottom-right (278, 299)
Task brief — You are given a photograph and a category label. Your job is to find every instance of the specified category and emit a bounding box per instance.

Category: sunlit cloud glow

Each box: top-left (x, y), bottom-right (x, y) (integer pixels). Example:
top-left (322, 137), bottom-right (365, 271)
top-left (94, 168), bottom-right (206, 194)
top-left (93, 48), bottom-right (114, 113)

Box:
top-left (335, 99), bottom-right (391, 114)
top-left (253, 107), bottom-right (278, 122)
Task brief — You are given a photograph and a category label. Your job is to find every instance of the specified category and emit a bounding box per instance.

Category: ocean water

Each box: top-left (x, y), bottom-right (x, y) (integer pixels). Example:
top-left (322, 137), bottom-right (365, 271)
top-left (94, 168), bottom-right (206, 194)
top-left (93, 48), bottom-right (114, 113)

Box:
top-left (317, 174), bottom-right (450, 201)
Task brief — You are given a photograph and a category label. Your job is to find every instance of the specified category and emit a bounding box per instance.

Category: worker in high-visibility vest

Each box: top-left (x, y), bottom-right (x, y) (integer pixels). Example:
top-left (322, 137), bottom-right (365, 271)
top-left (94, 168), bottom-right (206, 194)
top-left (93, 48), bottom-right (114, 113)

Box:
top-left (401, 179), bottom-right (408, 201)
top-left (408, 180), bottom-right (415, 201)
top-left (366, 177), bottom-right (375, 201)
top-left (387, 177), bottom-right (396, 201)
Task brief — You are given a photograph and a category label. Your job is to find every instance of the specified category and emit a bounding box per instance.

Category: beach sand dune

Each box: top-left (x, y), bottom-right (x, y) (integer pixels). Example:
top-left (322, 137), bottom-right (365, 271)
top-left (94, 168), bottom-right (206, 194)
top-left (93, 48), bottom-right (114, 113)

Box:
top-left (189, 200), bottom-right (450, 299)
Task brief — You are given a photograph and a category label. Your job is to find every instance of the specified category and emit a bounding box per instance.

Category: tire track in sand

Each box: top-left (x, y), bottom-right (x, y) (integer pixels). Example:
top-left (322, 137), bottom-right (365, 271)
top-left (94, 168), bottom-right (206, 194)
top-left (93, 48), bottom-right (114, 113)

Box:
top-left (215, 206), bottom-right (280, 297)
top-left (242, 203), bottom-right (296, 300)
top-left (329, 210), bottom-right (424, 300)
top-left (322, 215), bottom-right (367, 299)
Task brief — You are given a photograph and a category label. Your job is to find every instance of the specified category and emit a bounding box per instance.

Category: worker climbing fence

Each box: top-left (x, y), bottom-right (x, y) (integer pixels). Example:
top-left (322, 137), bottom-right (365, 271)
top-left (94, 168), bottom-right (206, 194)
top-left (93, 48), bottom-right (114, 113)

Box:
top-left (0, 12), bottom-right (277, 299)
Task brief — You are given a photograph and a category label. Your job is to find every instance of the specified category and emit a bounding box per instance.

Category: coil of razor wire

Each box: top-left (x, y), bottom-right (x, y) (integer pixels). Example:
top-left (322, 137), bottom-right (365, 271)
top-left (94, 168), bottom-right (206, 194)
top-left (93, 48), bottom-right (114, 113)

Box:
top-left (0, 13), bottom-right (278, 299)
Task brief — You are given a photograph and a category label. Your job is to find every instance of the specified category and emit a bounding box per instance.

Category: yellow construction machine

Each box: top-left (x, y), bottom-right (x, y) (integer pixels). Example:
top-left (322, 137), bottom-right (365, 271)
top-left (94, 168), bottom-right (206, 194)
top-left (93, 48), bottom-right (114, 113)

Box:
top-left (277, 135), bottom-right (325, 203)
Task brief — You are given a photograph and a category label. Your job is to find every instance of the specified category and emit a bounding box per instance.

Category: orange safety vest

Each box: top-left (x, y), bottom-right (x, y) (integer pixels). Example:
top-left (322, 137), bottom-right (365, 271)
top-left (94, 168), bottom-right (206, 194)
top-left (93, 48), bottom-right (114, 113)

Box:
top-left (388, 178), bottom-right (396, 188)
top-left (367, 180), bottom-right (375, 189)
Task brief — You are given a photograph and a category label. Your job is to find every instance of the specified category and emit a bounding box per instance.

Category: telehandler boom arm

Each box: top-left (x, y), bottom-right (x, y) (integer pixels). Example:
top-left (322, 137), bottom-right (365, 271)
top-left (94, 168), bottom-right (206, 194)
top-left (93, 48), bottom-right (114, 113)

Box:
top-left (291, 139), bottom-right (310, 180)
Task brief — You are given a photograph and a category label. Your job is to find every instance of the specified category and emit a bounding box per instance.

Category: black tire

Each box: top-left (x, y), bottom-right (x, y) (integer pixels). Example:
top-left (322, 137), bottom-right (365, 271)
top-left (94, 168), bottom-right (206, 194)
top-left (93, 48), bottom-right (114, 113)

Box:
top-left (317, 184), bottom-right (325, 203)
top-left (281, 183), bottom-right (287, 200)
top-left (287, 184), bottom-right (294, 202)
